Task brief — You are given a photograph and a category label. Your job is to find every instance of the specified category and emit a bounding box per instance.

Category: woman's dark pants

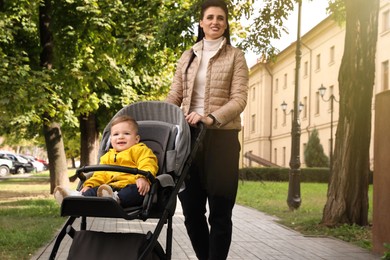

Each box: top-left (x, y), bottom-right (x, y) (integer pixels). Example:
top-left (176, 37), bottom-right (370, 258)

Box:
top-left (179, 128), bottom-right (240, 260)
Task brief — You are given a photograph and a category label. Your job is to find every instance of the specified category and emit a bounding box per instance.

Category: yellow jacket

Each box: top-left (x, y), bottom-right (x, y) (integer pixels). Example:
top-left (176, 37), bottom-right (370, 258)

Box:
top-left (83, 143), bottom-right (158, 189)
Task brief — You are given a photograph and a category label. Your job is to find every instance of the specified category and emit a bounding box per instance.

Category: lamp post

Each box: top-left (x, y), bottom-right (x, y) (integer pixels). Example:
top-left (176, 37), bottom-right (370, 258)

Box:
top-left (318, 84), bottom-right (339, 178)
top-left (281, 101), bottom-right (304, 123)
top-left (285, 0), bottom-right (303, 210)
top-left (281, 99), bottom-right (304, 210)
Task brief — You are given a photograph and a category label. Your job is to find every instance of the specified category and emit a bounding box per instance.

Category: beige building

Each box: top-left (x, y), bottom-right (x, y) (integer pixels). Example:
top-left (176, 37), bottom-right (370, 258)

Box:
top-left (243, 0), bottom-right (390, 169)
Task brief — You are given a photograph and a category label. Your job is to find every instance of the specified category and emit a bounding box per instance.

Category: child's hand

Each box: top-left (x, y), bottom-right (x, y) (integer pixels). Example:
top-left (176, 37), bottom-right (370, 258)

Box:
top-left (136, 178), bottom-right (150, 196)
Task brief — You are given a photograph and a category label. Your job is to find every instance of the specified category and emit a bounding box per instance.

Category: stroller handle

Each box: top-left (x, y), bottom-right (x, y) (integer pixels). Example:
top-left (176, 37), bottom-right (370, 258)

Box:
top-left (73, 165), bottom-right (156, 183)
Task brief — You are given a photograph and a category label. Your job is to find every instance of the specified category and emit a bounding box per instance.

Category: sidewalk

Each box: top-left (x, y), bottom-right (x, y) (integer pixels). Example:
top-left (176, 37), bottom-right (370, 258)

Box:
top-left (32, 201), bottom-right (381, 260)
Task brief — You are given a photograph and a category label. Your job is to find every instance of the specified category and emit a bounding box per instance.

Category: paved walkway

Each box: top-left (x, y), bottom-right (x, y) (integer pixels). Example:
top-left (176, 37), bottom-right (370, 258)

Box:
top-left (32, 201), bottom-right (381, 260)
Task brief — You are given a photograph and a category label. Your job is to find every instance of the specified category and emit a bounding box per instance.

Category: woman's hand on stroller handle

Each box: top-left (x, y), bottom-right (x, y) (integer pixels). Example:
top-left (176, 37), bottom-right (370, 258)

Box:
top-left (185, 112), bottom-right (215, 127)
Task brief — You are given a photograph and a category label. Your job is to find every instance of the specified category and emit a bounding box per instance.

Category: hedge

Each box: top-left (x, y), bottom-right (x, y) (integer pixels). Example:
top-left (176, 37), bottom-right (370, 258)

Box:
top-left (239, 167), bottom-right (373, 184)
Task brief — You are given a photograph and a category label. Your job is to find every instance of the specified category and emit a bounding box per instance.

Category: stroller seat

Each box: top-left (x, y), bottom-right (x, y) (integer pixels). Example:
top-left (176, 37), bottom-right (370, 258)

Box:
top-left (60, 120), bottom-right (178, 220)
top-left (49, 101), bottom-right (206, 260)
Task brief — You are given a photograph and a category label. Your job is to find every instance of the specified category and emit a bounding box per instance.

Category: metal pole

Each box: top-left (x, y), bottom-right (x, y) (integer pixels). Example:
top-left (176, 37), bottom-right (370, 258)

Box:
top-left (287, 0), bottom-right (302, 210)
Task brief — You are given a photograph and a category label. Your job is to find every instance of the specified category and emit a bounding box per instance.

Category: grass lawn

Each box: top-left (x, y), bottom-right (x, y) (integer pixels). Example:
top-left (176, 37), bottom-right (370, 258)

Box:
top-left (236, 181), bottom-right (373, 250)
top-left (0, 173), bottom-right (376, 259)
top-left (0, 171), bottom-right (76, 260)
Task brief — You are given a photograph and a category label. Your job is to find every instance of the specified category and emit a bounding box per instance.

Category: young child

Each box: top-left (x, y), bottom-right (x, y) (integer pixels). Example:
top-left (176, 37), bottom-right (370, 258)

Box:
top-left (54, 115), bottom-right (159, 208)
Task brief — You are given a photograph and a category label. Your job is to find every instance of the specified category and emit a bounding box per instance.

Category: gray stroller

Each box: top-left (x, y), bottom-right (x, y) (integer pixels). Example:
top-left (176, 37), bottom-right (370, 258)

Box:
top-left (49, 101), bottom-right (205, 260)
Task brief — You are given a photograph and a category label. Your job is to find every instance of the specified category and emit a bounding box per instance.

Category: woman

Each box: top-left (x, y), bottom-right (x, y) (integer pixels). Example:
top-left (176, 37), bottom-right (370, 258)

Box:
top-left (165, 0), bottom-right (248, 259)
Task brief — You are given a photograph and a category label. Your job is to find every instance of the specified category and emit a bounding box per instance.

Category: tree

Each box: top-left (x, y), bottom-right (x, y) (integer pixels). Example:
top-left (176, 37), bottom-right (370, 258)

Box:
top-left (304, 129), bottom-right (329, 168)
top-left (0, 0), bottom-right (200, 187)
top-left (321, 0), bottom-right (379, 227)
top-left (39, 0), bottom-right (70, 191)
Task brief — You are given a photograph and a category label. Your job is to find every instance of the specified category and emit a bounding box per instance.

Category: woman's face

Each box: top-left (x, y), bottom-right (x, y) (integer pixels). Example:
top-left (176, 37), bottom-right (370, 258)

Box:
top-left (200, 6), bottom-right (227, 40)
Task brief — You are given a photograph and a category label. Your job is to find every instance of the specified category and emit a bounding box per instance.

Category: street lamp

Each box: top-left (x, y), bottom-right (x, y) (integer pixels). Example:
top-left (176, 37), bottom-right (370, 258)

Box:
top-left (281, 100), bottom-right (304, 211)
top-left (286, 0), bottom-right (303, 210)
top-left (281, 101), bottom-right (304, 121)
top-left (318, 84), bottom-right (339, 178)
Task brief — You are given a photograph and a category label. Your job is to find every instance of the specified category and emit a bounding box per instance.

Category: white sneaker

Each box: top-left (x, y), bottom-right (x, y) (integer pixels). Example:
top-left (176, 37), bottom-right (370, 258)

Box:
top-left (53, 186), bottom-right (81, 205)
top-left (97, 184), bottom-right (119, 203)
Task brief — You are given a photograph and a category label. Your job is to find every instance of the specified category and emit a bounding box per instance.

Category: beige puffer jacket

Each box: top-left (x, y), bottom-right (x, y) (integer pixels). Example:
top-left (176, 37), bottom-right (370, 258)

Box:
top-left (166, 38), bottom-right (248, 130)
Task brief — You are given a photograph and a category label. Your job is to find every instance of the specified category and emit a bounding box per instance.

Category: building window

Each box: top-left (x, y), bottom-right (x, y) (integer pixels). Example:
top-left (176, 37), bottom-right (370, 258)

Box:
top-left (329, 46), bottom-right (335, 64)
top-left (275, 78), bottom-right (279, 93)
top-left (315, 91), bottom-right (320, 114)
top-left (283, 73), bottom-right (287, 89)
top-left (316, 54), bottom-right (321, 70)
top-left (251, 114), bottom-right (256, 132)
top-left (382, 60), bottom-right (389, 91)
top-left (274, 108), bottom-right (278, 128)
top-left (252, 87), bottom-right (256, 101)
top-left (274, 148), bottom-right (277, 165)
top-left (303, 96), bottom-right (308, 118)
top-left (304, 61), bottom-right (308, 77)
top-left (383, 10), bottom-right (390, 32)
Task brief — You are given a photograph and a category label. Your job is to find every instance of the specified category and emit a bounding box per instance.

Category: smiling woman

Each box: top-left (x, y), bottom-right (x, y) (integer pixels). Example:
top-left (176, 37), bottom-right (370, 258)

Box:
top-left (165, 0), bottom-right (249, 259)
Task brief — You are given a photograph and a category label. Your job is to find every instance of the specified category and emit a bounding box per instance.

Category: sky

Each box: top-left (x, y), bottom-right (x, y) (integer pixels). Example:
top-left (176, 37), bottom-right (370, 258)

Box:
top-left (245, 0), bottom-right (329, 68)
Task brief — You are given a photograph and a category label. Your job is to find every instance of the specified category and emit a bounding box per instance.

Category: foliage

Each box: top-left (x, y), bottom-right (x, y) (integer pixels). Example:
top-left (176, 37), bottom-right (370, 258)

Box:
top-left (240, 167), bottom-right (330, 183)
top-left (236, 0), bottom-right (295, 59)
top-left (304, 128), bottom-right (329, 167)
top-left (382, 243), bottom-right (390, 260)
top-left (0, 0), bottom-right (299, 148)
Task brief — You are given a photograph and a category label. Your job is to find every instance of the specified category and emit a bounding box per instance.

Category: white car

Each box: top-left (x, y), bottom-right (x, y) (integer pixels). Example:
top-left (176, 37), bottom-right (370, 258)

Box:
top-left (0, 151), bottom-right (35, 174)
top-left (20, 155), bottom-right (46, 172)
top-left (0, 158), bottom-right (15, 176)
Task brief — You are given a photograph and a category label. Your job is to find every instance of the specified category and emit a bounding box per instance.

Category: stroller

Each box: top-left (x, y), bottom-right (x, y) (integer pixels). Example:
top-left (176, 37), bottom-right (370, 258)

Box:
top-left (49, 101), bottom-right (205, 260)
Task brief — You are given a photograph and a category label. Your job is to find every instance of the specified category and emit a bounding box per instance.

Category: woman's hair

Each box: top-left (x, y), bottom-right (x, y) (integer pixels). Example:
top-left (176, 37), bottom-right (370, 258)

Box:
top-left (111, 115), bottom-right (139, 133)
top-left (196, 0), bottom-right (231, 45)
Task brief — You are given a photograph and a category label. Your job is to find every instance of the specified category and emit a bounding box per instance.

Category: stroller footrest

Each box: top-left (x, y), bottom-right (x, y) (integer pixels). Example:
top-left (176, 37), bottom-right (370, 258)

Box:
top-left (61, 196), bottom-right (142, 219)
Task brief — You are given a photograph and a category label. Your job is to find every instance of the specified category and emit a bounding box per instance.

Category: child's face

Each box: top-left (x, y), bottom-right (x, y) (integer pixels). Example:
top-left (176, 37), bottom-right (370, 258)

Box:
top-left (110, 121), bottom-right (140, 152)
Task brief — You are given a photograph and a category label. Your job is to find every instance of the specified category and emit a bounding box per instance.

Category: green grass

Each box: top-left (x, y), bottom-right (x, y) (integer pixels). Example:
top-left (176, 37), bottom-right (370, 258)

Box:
top-left (236, 181), bottom-right (373, 250)
top-left (0, 174), bottom-right (375, 259)
top-left (0, 171), bottom-right (76, 260)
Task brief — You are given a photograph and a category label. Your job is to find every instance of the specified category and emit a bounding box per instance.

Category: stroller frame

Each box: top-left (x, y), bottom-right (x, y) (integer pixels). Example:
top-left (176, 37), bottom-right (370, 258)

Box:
top-left (49, 101), bottom-right (205, 260)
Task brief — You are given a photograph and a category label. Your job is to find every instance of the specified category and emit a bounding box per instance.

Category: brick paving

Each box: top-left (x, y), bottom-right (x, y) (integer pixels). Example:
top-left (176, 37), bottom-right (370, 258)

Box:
top-left (32, 201), bottom-right (381, 260)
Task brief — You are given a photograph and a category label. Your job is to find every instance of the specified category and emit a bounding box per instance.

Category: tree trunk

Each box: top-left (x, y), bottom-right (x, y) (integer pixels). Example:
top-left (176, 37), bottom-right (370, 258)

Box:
top-left (44, 122), bottom-right (70, 193)
top-left (79, 114), bottom-right (99, 166)
top-left (321, 0), bottom-right (379, 227)
top-left (40, 0), bottom-right (69, 192)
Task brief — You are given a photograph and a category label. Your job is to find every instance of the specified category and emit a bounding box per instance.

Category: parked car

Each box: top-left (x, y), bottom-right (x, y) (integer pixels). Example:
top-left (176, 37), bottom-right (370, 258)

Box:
top-left (0, 151), bottom-right (35, 174)
top-left (0, 158), bottom-right (16, 177)
top-left (20, 155), bottom-right (46, 172)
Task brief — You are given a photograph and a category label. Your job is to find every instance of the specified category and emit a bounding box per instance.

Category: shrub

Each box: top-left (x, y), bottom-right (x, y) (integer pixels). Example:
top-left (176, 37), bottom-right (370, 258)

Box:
top-left (304, 128), bottom-right (329, 167)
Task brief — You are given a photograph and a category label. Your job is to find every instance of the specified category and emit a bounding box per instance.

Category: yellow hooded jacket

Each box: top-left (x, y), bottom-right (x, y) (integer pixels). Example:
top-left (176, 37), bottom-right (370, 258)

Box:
top-left (83, 143), bottom-right (158, 189)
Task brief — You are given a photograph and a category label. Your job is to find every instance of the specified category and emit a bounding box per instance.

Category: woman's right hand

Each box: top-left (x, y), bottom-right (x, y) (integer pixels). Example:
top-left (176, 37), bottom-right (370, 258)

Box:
top-left (185, 112), bottom-right (214, 126)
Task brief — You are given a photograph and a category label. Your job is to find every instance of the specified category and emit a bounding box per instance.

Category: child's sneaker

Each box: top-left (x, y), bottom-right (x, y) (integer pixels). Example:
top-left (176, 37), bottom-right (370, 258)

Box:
top-left (53, 186), bottom-right (81, 205)
top-left (97, 184), bottom-right (119, 203)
